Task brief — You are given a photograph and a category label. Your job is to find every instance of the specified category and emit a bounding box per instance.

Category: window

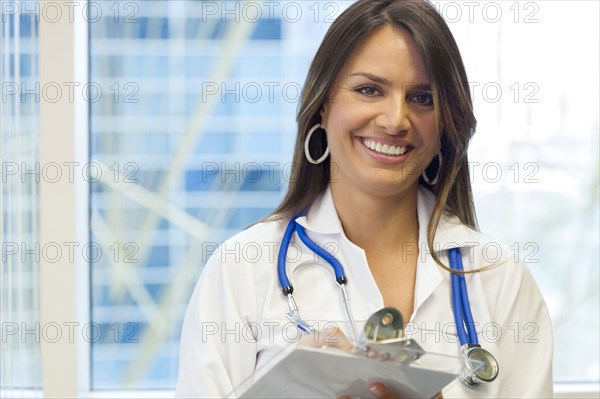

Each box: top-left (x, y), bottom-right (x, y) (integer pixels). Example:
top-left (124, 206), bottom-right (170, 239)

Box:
top-left (88, 0), bottom-right (306, 389)
top-left (0, 3), bottom-right (42, 395)
top-left (1, 1), bottom-right (598, 396)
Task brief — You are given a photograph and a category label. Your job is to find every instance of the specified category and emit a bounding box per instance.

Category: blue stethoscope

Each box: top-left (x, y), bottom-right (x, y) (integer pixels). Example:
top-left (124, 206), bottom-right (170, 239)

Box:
top-left (277, 214), bottom-right (499, 388)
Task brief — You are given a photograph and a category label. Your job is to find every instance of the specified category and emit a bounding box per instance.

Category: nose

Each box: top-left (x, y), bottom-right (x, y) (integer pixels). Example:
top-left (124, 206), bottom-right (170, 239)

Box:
top-left (374, 95), bottom-right (411, 135)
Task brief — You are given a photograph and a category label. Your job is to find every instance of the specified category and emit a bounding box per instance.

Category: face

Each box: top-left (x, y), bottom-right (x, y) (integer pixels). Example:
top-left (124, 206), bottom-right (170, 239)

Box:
top-left (320, 25), bottom-right (440, 198)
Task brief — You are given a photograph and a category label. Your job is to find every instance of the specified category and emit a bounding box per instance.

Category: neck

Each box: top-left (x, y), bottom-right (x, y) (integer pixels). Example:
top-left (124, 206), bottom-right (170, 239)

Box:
top-left (330, 183), bottom-right (420, 253)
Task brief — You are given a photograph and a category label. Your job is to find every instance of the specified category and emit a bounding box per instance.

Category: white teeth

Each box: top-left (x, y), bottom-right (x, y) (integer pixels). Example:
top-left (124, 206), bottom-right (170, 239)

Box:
top-left (363, 139), bottom-right (407, 156)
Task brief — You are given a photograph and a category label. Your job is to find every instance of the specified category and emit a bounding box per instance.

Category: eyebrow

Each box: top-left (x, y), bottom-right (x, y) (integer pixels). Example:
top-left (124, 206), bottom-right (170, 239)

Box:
top-left (349, 72), bottom-right (432, 91)
top-left (349, 72), bottom-right (391, 85)
top-left (405, 83), bottom-right (432, 91)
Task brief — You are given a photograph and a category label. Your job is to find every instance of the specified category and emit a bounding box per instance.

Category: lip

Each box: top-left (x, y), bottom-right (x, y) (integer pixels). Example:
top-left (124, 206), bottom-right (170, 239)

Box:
top-left (356, 137), bottom-right (414, 165)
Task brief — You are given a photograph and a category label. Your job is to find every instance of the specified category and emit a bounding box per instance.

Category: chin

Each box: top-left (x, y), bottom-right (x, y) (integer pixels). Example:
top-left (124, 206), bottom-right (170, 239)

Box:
top-left (349, 172), bottom-right (420, 197)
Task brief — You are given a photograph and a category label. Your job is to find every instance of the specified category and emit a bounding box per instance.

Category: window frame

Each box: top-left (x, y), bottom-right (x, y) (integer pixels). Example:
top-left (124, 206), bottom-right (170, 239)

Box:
top-left (38, 1), bottom-right (89, 396)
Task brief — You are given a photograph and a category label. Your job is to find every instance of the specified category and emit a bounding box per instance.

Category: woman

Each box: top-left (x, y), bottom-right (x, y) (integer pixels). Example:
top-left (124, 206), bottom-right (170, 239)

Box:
top-left (176, 0), bottom-right (553, 397)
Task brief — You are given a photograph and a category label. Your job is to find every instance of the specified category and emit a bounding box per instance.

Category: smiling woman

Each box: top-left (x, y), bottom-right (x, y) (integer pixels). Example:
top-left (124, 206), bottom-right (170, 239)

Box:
top-left (317, 25), bottom-right (441, 321)
top-left (175, 0), bottom-right (553, 398)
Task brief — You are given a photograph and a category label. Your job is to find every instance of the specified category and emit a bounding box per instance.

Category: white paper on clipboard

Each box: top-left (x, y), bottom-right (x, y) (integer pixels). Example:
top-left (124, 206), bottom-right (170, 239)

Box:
top-left (238, 343), bottom-right (461, 399)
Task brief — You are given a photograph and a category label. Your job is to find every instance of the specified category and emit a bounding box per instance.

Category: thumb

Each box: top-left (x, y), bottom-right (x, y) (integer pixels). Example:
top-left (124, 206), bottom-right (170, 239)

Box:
top-left (368, 382), bottom-right (399, 399)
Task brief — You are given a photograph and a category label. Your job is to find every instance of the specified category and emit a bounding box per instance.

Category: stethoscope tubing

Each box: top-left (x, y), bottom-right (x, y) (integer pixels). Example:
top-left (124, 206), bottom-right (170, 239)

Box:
top-left (277, 214), bottom-right (357, 340)
top-left (277, 217), bottom-right (498, 388)
top-left (278, 214), bottom-right (348, 292)
top-left (296, 223), bottom-right (346, 283)
top-left (448, 247), bottom-right (479, 346)
top-left (277, 214), bottom-right (300, 294)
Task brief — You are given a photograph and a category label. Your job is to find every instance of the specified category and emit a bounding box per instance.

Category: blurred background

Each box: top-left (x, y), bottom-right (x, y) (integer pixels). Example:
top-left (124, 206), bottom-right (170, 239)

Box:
top-left (1, 0), bottom-right (598, 396)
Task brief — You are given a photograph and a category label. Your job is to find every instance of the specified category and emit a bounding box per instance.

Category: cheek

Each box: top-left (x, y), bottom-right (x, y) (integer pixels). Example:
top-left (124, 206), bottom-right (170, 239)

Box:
top-left (325, 101), bottom-right (373, 134)
top-left (415, 115), bottom-right (440, 146)
top-left (324, 106), bottom-right (362, 159)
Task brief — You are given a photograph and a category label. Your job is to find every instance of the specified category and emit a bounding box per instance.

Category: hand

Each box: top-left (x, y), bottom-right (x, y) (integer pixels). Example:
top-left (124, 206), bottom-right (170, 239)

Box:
top-left (305, 329), bottom-right (443, 399)
top-left (337, 383), bottom-right (402, 399)
top-left (339, 383), bottom-right (443, 399)
top-left (298, 326), bottom-right (354, 351)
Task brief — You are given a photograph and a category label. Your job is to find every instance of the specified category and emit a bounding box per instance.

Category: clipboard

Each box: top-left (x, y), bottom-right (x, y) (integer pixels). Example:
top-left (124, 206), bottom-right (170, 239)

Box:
top-left (238, 339), bottom-right (461, 399)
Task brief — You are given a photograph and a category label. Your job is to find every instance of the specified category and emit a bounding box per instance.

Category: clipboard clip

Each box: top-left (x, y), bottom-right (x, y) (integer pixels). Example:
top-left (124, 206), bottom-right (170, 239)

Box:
top-left (361, 338), bottom-right (425, 364)
top-left (355, 307), bottom-right (425, 364)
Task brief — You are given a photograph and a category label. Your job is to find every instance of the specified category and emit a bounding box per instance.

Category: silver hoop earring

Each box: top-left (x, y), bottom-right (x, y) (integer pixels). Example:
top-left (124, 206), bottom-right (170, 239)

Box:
top-left (304, 124), bottom-right (330, 165)
top-left (422, 152), bottom-right (442, 185)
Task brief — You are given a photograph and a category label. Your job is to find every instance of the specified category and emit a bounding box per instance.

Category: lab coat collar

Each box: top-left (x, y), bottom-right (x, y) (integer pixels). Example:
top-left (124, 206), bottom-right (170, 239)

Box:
top-left (295, 186), bottom-right (343, 235)
top-left (296, 184), bottom-right (481, 253)
top-left (415, 186), bottom-right (482, 252)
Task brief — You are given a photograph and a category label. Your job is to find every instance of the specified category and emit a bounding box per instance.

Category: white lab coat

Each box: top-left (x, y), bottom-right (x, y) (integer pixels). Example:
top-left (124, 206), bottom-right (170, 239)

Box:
top-left (175, 185), bottom-right (553, 398)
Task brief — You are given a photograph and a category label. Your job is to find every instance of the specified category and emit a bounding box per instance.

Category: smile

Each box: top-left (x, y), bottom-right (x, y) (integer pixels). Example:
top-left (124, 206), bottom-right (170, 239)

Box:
top-left (361, 138), bottom-right (409, 157)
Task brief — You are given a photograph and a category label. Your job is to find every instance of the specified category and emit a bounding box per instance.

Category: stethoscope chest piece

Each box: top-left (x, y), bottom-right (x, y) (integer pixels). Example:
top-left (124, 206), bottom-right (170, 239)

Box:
top-left (460, 345), bottom-right (499, 387)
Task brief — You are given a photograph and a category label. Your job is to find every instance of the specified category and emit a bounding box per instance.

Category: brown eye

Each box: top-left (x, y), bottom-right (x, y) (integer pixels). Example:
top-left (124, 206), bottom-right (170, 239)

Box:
top-left (355, 85), bottom-right (381, 97)
top-left (410, 93), bottom-right (434, 106)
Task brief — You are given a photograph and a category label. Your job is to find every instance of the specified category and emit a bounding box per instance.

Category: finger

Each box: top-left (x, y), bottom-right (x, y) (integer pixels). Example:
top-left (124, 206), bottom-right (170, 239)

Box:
top-left (368, 382), bottom-right (399, 399)
top-left (298, 327), bottom-right (353, 351)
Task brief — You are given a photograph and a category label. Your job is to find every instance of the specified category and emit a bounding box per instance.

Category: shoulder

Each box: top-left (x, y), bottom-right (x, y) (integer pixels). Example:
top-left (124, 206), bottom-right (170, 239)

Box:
top-left (201, 217), bottom-right (288, 274)
top-left (454, 224), bottom-right (549, 324)
top-left (456, 223), bottom-right (533, 286)
top-left (435, 216), bottom-right (518, 275)
top-left (435, 206), bottom-right (546, 310)
top-left (453, 220), bottom-right (536, 287)
top-left (419, 186), bottom-right (514, 270)
top-left (221, 217), bottom-right (287, 252)
top-left (189, 217), bottom-right (290, 316)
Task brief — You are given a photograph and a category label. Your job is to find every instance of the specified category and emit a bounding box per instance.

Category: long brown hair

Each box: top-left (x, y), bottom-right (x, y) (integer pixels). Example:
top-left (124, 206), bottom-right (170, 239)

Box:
top-left (269, 0), bottom-right (481, 273)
